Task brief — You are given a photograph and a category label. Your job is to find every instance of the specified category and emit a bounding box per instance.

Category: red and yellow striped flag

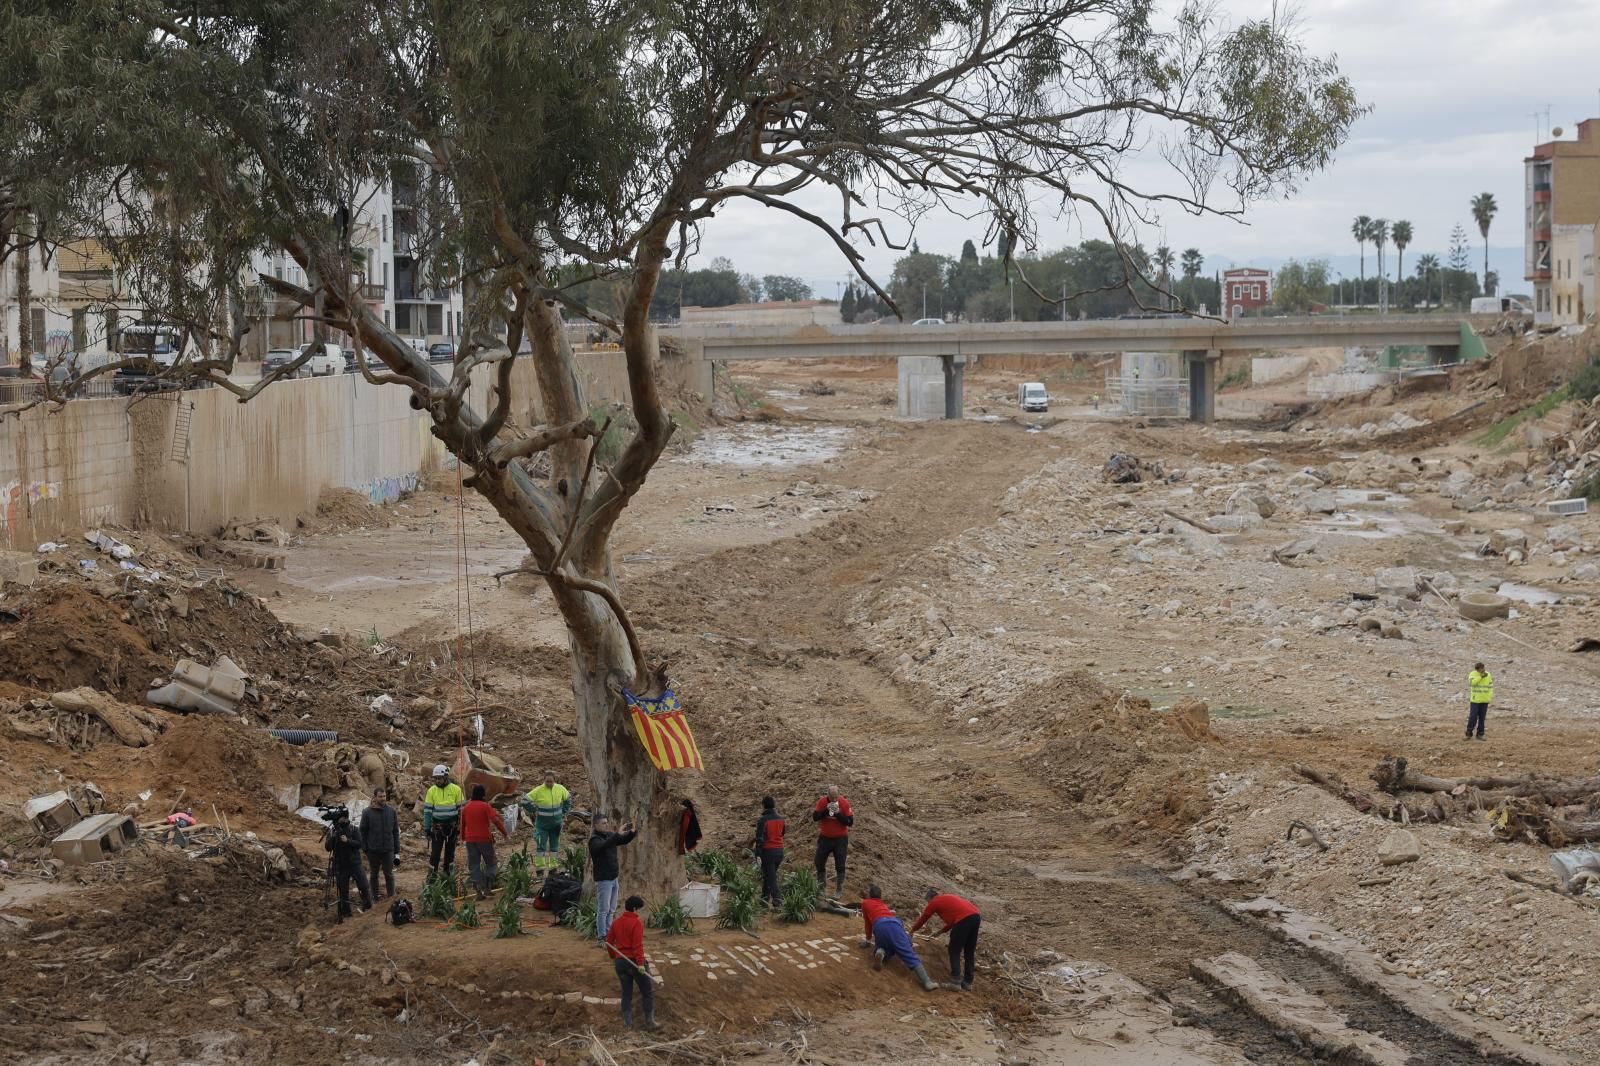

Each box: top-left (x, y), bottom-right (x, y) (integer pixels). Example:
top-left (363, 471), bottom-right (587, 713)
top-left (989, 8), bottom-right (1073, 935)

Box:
top-left (625, 688), bottom-right (703, 772)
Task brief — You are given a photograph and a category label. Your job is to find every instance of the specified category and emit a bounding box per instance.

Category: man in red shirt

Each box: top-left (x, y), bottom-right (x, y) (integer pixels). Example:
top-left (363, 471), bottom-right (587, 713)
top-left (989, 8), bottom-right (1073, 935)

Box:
top-left (812, 784), bottom-right (854, 896)
top-left (604, 895), bottom-right (658, 1030)
top-left (856, 884), bottom-right (936, 991)
top-left (910, 889), bottom-right (982, 990)
top-left (753, 796), bottom-right (786, 907)
top-left (459, 785), bottom-right (508, 900)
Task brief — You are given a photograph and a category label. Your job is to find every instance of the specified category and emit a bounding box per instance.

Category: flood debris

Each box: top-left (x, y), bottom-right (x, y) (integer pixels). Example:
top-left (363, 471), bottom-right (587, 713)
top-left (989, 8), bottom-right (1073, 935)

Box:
top-left (147, 656), bottom-right (248, 716)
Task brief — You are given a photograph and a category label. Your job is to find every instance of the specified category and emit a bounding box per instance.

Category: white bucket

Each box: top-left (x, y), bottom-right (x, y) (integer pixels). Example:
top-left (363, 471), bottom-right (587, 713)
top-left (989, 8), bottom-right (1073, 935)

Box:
top-left (678, 880), bottom-right (721, 918)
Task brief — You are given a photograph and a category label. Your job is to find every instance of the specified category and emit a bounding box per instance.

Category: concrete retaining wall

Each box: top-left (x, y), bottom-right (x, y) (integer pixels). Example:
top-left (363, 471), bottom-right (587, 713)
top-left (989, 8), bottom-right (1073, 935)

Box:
top-left (1251, 355), bottom-right (1311, 385)
top-left (0, 347), bottom-right (705, 547)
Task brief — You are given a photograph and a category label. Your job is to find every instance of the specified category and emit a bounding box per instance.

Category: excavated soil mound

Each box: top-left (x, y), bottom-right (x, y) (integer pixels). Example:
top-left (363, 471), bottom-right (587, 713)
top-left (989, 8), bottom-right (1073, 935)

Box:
top-left (0, 580), bottom-right (322, 702)
top-left (297, 487), bottom-right (393, 533)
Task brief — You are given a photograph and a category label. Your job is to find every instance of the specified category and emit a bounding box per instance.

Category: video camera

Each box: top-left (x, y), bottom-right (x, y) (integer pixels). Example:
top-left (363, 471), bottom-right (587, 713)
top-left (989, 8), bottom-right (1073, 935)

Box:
top-left (318, 804), bottom-right (349, 824)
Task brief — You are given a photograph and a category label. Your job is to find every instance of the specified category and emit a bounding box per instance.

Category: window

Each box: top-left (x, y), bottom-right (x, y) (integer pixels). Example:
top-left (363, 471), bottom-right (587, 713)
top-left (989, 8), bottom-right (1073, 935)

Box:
top-left (395, 304), bottom-right (412, 334)
top-left (71, 309), bottom-right (87, 355)
top-left (1252, 284), bottom-right (1261, 300)
top-left (382, 262), bottom-right (388, 291)
top-left (1232, 283), bottom-right (1242, 298)
top-left (426, 304), bottom-right (443, 335)
top-left (382, 215), bottom-right (388, 242)
top-left (105, 308), bottom-right (119, 350)
top-left (30, 309), bottom-right (45, 350)
top-left (384, 309), bottom-right (391, 328)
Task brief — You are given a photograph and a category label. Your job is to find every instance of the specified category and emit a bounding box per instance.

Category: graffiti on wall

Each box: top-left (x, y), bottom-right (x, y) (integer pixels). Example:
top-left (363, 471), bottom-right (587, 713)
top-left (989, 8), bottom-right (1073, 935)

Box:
top-left (0, 479), bottom-right (62, 538)
top-left (359, 472), bottom-right (419, 504)
top-left (44, 330), bottom-right (72, 359)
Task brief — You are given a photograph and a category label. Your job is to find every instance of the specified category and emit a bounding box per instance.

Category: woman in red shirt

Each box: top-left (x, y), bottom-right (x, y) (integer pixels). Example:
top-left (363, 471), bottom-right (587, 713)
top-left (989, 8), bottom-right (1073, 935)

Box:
top-left (603, 895), bottom-right (657, 1030)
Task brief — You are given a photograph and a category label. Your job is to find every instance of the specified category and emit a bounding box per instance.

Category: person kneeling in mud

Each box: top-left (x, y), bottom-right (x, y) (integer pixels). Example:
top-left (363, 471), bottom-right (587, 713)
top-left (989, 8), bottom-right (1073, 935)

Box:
top-left (856, 883), bottom-right (936, 991)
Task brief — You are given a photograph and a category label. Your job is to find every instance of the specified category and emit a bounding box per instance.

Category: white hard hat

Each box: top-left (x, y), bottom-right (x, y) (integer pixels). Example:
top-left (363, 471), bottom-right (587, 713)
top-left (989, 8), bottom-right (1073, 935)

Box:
top-left (432, 763), bottom-right (449, 777)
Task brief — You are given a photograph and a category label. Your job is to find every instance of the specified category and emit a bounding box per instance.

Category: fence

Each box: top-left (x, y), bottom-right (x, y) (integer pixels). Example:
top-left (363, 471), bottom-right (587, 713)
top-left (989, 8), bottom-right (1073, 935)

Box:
top-left (1104, 374), bottom-right (1189, 418)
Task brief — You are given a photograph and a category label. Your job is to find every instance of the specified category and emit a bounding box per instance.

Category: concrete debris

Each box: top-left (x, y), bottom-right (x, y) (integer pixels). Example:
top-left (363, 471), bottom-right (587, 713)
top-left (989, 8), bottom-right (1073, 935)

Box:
top-left (1545, 524), bottom-right (1584, 552)
top-left (0, 549), bottom-right (39, 586)
top-left (1272, 536), bottom-right (1320, 562)
top-left (1457, 593), bottom-right (1511, 622)
top-left (1373, 568), bottom-right (1420, 599)
top-left (24, 791), bottom-right (82, 835)
top-left (1244, 458), bottom-right (1283, 475)
top-left (1298, 491), bottom-right (1339, 514)
top-left (50, 687), bottom-right (161, 746)
top-left (1377, 829), bottom-right (1421, 867)
top-left (1486, 529), bottom-right (1529, 555)
top-left (147, 656), bottom-right (248, 716)
top-left (50, 813), bottom-right (139, 866)
top-left (1225, 488), bottom-right (1278, 519)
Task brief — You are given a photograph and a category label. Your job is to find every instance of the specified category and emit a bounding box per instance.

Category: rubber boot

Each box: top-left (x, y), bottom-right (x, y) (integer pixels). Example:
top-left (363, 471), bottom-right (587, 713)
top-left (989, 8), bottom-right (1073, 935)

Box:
top-left (911, 963), bottom-right (937, 991)
top-left (872, 949), bottom-right (885, 971)
top-left (643, 1011), bottom-right (659, 1032)
top-left (621, 1010), bottom-right (633, 1031)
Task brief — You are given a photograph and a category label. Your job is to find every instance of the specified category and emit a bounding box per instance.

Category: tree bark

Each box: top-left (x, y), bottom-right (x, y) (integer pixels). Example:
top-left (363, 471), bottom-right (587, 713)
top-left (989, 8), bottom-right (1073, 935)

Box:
top-left (15, 213), bottom-right (31, 375)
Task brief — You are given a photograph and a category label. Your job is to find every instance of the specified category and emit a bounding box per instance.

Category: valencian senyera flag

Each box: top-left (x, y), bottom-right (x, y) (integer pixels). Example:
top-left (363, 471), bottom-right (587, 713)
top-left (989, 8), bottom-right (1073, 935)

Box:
top-left (625, 686), bottom-right (703, 772)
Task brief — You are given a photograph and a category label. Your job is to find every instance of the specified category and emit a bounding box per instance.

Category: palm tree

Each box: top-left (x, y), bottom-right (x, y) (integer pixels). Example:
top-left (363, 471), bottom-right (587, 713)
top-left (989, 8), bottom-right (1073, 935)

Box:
top-left (1154, 245), bottom-right (1175, 307)
top-left (1470, 192), bottom-right (1497, 294)
top-left (1181, 248), bottom-right (1203, 279)
top-left (1371, 219), bottom-right (1389, 311)
top-left (1390, 221), bottom-right (1412, 306)
top-left (1415, 253), bottom-right (1440, 308)
top-left (1351, 215), bottom-right (1372, 302)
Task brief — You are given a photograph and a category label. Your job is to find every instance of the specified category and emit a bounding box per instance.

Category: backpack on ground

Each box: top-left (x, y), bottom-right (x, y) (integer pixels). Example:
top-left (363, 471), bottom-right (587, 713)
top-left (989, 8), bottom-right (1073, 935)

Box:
top-left (535, 873), bottom-right (583, 918)
top-left (387, 897), bottom-right (415, 926)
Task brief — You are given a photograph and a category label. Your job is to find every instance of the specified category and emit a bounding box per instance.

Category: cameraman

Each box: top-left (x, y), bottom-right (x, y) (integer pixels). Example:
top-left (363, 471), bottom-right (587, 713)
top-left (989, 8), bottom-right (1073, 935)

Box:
top-left (323, 806), bottom-right (372, 921)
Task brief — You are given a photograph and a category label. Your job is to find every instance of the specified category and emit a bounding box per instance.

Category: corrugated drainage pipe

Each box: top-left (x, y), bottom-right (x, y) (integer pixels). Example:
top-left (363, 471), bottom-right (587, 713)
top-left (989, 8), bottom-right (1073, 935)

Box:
top-left (266, 728), bottom-right (339, 745)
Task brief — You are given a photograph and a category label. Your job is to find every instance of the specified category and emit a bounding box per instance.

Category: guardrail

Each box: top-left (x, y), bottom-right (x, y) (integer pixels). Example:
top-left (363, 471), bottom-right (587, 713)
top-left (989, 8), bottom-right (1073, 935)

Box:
top-left (0, 377), bottom-right (185, 404)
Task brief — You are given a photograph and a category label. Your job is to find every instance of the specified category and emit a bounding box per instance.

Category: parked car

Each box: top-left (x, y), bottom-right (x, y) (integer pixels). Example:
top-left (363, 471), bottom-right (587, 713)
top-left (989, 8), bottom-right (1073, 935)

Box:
top-left (262, 348), bottom-right (300, 379)
top-left (911, 317), bottom-right (944, 326)
top-left (428, 342), bottom-right (455, 362)
top-left (298, 342), bottom-right (344, 376)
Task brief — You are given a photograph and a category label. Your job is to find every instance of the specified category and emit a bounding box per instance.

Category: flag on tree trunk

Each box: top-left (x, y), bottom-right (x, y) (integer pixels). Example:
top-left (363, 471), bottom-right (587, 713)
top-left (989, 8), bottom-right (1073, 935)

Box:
top-left (625, 687), bottom-right (703, 772)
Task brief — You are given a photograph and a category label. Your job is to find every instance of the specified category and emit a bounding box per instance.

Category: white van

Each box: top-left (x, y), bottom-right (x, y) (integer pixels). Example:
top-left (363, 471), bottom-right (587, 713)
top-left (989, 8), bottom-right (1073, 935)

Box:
top-left (298, 341), bottom-right (344, 376)
top-left (1017, 382), bottom-right (1048, 412)
top-left (1471, 296), bottom-right (1532, 315)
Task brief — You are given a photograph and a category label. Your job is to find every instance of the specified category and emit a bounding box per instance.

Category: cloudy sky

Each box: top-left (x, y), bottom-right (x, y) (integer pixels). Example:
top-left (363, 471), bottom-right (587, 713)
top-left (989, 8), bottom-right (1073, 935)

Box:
top-left (698, 0), bottom-right (1600, 299)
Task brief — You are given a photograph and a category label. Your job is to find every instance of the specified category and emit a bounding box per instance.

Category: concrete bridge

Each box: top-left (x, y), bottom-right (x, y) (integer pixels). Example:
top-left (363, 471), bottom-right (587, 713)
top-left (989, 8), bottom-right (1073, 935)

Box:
top-left (673, 315), bottom-right (1480, 421)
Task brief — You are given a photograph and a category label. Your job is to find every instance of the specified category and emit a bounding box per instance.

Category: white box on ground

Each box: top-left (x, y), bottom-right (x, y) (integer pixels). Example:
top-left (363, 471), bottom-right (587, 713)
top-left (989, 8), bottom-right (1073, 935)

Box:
top-left (678, 880), bottom-right (721, 918)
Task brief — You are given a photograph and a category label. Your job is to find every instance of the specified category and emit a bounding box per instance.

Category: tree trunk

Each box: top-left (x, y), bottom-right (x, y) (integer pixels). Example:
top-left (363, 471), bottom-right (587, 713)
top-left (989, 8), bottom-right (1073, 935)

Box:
top-left (15, 214), bottom-right (31, 375)
top-left (562, 585), bottom-right (681, 899)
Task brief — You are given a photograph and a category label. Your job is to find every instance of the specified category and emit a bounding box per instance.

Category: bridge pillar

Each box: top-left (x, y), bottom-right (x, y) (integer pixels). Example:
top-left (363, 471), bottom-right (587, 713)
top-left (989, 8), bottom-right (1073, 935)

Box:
top-left (1185, 349), bottom-right (1218, 423)
top-left (940, 354), bottom-right (966, 419)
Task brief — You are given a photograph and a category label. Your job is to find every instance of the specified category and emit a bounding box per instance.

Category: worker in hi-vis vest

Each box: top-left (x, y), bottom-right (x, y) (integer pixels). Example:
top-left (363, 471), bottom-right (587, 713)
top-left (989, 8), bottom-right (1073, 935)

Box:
top-left (520, 772), bottom-right (572, 871)
top-left (1466, 662), bottom-right (1494, 741)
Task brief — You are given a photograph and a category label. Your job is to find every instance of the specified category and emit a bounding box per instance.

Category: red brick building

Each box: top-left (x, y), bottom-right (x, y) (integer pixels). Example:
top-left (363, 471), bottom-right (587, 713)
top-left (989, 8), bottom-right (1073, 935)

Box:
top-left (1222, 268), bottom-right (1271, 319)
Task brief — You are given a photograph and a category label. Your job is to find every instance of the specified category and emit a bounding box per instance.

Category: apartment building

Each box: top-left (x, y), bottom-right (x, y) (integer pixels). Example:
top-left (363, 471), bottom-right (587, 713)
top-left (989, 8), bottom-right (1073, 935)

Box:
top-left (1525, 118), bottom-right (1600, 326)
top-left (3, 168), bottom-right (464, 368)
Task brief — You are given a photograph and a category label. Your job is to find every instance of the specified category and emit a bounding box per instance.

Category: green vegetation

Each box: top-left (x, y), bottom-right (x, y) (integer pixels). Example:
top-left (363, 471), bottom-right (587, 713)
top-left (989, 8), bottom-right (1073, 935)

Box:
top-left (687, 848), bottom-right (741, 885)
top-left (1476, 387), bottom-right (1568, 448)
top-left (717, 863), bottom-right (763, 933)
top-left (647, 896), bottom-right (695, 935)
top-left (1569, 361), bottom-right (1600, 404)
top-left (451, 896), bottom-right (481, 930)
top-left (559, 891), bottom-right (599, 938)
top-left (492, 892), bottom-right (524, 938)
top-left (418, 872), bottom-right (458, 921)
top-left (559, 842), bottom-right (588, 882)
top-left (777, 868), bottom-right (822, 924)
top-left (499, 848), bottom-right (533, 903)
top-left (1219, 366), bottom-right (1249, 390)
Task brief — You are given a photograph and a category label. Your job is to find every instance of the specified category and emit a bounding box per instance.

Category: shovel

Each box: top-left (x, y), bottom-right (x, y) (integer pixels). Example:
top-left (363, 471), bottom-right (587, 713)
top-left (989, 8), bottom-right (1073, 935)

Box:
top-left (603, 940), bottom-right (663, 986)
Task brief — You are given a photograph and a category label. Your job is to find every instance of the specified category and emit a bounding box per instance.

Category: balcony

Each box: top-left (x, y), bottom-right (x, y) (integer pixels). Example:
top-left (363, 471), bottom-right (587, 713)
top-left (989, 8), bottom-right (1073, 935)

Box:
top-left (360, 283), bottom-right (386, 301)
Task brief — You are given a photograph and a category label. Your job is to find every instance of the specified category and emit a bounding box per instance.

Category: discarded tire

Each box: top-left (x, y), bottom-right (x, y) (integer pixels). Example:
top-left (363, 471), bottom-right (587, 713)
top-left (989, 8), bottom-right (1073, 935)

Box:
top-left (1458, 593), bottom-right (1510, 622)
top-left (266, 728), bottom-right (339, 745)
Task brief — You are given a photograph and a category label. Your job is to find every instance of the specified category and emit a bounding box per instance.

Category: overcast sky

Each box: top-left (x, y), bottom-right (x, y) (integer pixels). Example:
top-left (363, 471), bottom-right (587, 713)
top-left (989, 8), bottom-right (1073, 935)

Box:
top-left (698, 0), bottom-right (1600, 299)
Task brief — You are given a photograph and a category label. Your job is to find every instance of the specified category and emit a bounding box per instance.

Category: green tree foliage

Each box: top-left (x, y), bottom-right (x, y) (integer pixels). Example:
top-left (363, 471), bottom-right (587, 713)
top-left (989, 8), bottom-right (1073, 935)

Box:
top-left (1390, 220), bottom-right (1412, 304)
top-left (1272, 258), bottom-right (1331, 312)
top-left (762, 275), bottom-right (812, 302)
top-left (1471, 192), bottom-right (1498, 291)
top-left (960, 239), bottom-right (980, 264)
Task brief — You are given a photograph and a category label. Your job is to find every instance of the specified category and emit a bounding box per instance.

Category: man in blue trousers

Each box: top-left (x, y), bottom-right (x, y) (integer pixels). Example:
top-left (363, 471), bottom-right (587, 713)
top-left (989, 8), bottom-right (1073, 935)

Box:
top-left (856, 884), bottom-right (936, 990)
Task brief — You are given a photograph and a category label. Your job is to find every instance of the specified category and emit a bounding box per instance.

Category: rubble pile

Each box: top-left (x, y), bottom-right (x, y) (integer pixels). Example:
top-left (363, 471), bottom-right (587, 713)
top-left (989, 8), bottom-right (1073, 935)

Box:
top-left (1188, 778), bottom-right (1600, 1055)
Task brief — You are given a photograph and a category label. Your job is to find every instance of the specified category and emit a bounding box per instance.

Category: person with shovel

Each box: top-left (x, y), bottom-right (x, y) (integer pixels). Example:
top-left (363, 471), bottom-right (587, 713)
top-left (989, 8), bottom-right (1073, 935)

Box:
top-left (604, 895), bottom-right (658, 1031)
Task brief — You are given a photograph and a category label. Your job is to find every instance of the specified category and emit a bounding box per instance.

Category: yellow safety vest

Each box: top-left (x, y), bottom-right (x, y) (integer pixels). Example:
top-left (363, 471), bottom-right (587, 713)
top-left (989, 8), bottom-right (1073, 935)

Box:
top-left (1468, 671), bottom-right (1494, 703)
top-left (423, 782), bottom-right (465, 826)
top-left (524, 783), bottom-right (570, 820)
